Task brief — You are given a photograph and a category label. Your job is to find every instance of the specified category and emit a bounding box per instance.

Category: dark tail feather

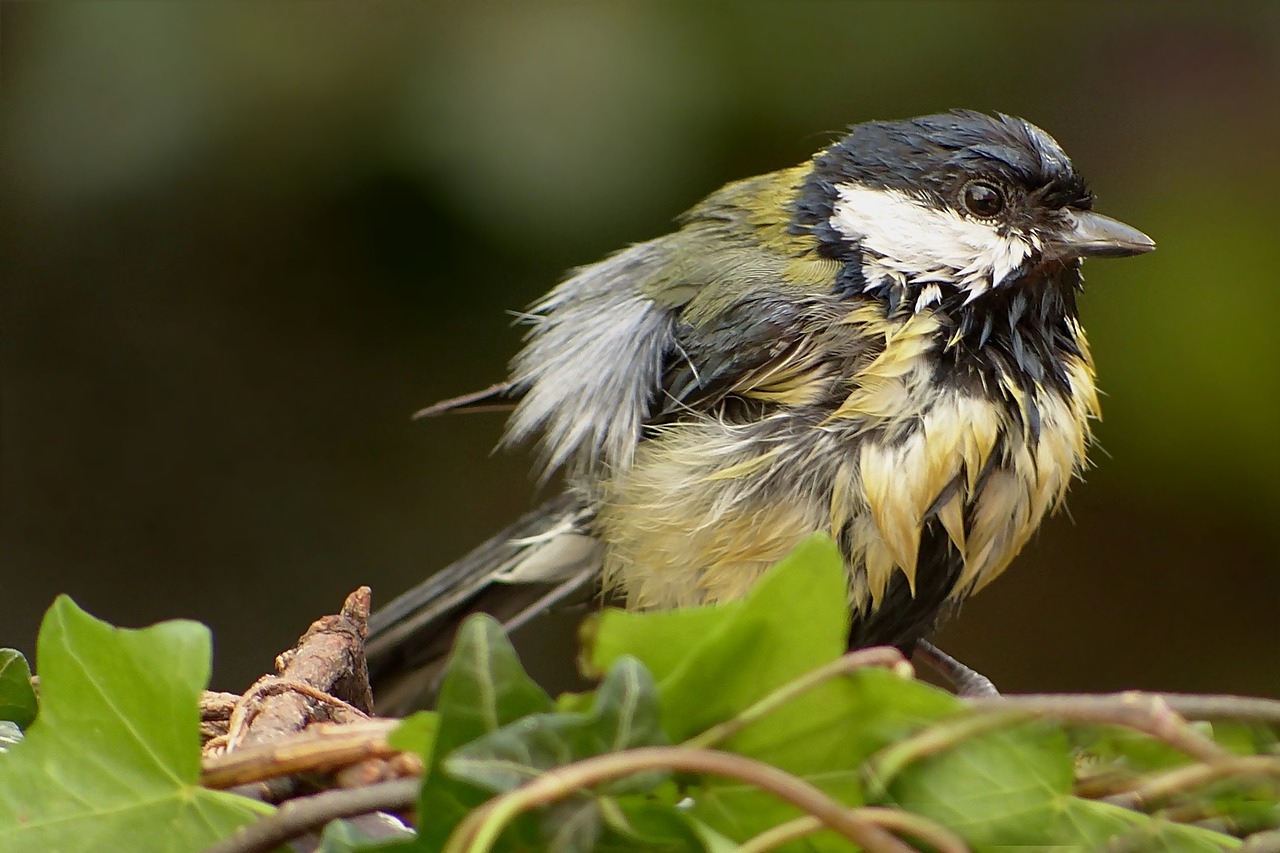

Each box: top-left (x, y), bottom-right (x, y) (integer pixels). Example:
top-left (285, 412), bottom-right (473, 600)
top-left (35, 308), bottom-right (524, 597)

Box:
top-left (410, 381), bottom-right (519, 419)
top-left (366, 493), bottom-right (599, 713)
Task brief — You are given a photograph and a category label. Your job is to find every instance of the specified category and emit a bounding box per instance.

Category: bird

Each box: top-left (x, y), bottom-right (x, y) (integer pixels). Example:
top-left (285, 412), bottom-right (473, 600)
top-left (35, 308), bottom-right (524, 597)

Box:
top-left (366, 110), bottom-right (1154, 711)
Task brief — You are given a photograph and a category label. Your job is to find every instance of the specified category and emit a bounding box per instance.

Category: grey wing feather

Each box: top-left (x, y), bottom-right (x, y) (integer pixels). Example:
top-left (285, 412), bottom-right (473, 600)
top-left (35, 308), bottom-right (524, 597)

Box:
top-left (502, 241), bottom-right (679, 480)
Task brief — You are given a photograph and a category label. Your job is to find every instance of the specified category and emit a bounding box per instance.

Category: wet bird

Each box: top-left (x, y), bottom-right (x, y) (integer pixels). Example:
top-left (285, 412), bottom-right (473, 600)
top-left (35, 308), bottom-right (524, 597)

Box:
top-left (367, 110), bottom-right (1154, 710)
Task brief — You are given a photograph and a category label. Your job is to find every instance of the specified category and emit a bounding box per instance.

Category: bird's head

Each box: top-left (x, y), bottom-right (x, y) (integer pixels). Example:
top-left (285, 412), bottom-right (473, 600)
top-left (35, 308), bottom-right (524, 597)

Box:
top-left (793, 110), bottom-right (1154, 313)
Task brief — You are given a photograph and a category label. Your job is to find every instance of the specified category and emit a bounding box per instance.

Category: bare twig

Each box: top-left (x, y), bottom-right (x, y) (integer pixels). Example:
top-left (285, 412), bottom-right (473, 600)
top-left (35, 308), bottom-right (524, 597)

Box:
top-left (201, 718), bottom-right (417, 790)
top-left (736, 815), bottom-right (825, 853)
top-left (209, 587), bottom-right (375, 762)
top-left (443, 746), bottom-right (917, 853)
top-left (199, 777), bottom-right (419, 853)
top-left (223, 679), bottom-right (370, 752)
top-left (969, 691), bottom-right (1280, 727)
top-left (860, 807), bottom-right (970, 853)
top-left (966, 692), bottom-right (1234, 765)
top-left (736, 807), bottom-right (969, 853)
top-left (200, 691), bottom-right (240, 742)
top-left (1101, 755), bottom-right (1280, 811)
top-left (863, 709), bottom-right (1033, 798)
top-left (202, 692), bottom-right (240, 719)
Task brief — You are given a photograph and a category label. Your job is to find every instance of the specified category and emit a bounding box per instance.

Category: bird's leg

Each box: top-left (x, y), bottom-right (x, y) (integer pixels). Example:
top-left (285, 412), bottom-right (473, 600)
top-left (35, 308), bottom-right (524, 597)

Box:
top-left (913, 640), bottom-right (1001, 697)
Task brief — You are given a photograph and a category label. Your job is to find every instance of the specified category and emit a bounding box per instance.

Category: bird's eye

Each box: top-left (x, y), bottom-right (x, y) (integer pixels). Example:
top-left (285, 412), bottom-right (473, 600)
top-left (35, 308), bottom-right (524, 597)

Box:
top-left (962, 181), bottom-right (1005, 218)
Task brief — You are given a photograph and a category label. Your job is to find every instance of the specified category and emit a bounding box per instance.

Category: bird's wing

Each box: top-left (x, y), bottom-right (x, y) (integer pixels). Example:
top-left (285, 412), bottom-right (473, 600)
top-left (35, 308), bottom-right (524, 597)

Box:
top-left (643, 165), bottom-right (855, 418)
top-left (655, 292), bottom-right (840, 418)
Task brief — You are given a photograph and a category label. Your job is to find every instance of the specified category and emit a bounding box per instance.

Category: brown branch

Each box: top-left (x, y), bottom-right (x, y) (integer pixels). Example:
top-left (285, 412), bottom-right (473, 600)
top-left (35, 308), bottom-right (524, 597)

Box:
top-left (444, 746), bottom-right (920, 853)
top-left (1101, 755), bottom-right (1280, 811)
top-left (222, 680), bottom-right (370, 752)
top-left (969, 691), bottom-right (1280, 726)
top-left (193, 588), bottom-right (388, 804)
top-left (200, 691), bottom-right (240, 742)
top-left (737, 808), bottom-right (970, 853)
top-left (965, 692), bottom-right (1234, 765)
top-left (735, 815), bottom-right (825, 853)
top-left (201, 718), bottom-right (420, 790)
top-left (199, 777), bottom-right (419, 853)
top-left (204, 587), bottom-right (375, 764)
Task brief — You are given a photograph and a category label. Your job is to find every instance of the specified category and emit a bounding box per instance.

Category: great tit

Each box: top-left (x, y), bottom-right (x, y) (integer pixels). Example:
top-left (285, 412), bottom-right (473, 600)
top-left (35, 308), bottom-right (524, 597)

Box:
top-left (367, 110), bottom-right (1154, 710)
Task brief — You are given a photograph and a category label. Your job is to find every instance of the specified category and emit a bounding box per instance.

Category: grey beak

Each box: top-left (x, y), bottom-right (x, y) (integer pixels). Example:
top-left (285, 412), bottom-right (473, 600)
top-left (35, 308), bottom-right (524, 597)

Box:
top-left (1052, 210), bottom-right (1155, 259)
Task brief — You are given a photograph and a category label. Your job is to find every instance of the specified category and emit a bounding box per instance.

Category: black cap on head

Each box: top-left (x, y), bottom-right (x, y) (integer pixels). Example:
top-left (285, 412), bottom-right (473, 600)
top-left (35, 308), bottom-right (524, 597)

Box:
top-left (794, 111), bottom-right (1093, 239)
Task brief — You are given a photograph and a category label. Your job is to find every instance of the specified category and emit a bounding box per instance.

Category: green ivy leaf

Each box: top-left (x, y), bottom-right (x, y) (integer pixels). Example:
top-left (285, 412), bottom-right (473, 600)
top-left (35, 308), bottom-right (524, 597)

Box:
top-left (587, 535), bottom-right (964, 849)
top-left (689, 668), bottom-right (967, 849)
top-left (581, 604), bottom-right (731, 684)
top-left (588, 535), bottom-right (864, 745)
top-left (446, 656), bottom-right (666, 794)
top-left (881, 720), bottom-right (1075, 846)
top-left (1210, 721), bottom-right (1280, 757)
top-left (0, 596), bottom-right (268, 853)
top-left (593, 537), bottom-right (962, 771)
top-left (877, 716), bottom-right (1243, 849)
top-left (432, 615), bottom-right (555, 758)
top-left (598, 796), bottom-right (706, 853)
top-left (1072, 723), bottom-right (1201, 774)
top-left (0, 650), bottom-right (37, 730)
top-left (445, 658), bottom-right (668, 853)
top-left (386, 710), bottom-right (439, 758)
top-left (1051, 798), bottom-right (1241, 850)
top-left (683, 815), bottom-right (740, 853)
top-left (400, 614), bottom-right (554, 852)
top-left (543, 798), bottom-right (602, 853)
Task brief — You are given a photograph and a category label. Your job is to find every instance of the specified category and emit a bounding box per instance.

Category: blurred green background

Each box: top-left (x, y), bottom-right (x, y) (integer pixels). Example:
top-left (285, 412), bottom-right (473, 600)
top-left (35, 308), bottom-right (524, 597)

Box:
top-left (3, 2), bottom-right (1278, 699)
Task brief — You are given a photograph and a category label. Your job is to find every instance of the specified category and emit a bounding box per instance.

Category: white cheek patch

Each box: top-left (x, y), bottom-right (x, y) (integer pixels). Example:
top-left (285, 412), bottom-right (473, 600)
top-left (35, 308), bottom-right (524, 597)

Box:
top-left (830, 185), bottom-right (1033, 304)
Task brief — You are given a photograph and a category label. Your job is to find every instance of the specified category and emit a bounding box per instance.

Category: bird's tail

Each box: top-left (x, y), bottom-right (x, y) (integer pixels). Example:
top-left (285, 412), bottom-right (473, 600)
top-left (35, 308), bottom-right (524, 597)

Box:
top-left (366, 492), bottom-right (601, 713)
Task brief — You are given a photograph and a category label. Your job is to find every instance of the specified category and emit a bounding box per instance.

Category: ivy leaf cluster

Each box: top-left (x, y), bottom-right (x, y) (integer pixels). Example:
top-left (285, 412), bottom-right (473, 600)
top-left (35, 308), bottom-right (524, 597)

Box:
top-left (1, 535), bottom-right (1275, 852)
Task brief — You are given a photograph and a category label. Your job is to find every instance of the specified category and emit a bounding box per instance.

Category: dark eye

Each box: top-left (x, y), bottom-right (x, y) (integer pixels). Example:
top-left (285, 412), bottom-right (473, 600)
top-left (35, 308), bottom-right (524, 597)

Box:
top-left (962, 181), bottom-right (1004, 218)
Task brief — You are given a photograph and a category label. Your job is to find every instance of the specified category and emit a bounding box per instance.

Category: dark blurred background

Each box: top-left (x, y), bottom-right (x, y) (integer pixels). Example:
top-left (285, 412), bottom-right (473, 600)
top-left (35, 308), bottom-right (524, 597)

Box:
top-left (3, 2), bottom-right (1277, 699)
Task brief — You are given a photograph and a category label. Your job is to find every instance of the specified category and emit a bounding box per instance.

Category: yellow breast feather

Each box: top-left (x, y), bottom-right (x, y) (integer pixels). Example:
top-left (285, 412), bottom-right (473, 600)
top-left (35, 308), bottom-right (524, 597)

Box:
top-left (598, 309), bottom-right (1098, 621)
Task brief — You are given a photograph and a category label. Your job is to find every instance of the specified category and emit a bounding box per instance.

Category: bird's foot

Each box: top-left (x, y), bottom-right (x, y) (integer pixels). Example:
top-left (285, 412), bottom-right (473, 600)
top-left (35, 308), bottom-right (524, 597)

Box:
top-left (914, 640), bottom-right (1000, 698)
